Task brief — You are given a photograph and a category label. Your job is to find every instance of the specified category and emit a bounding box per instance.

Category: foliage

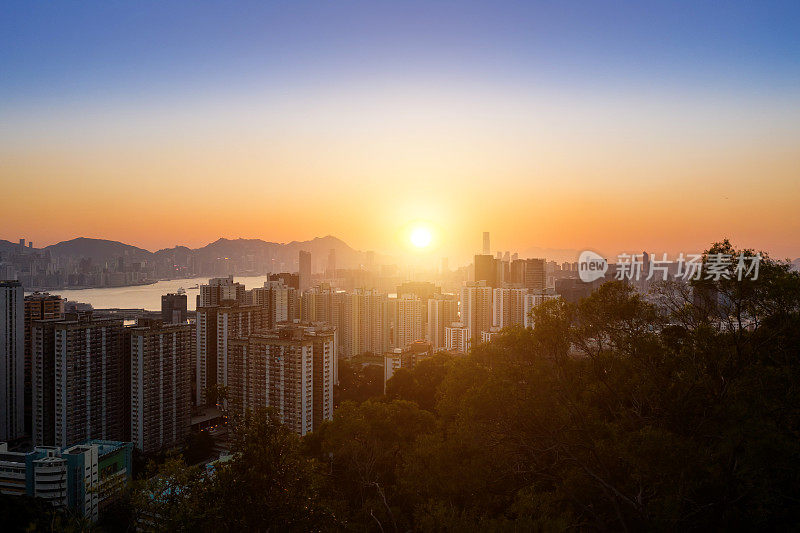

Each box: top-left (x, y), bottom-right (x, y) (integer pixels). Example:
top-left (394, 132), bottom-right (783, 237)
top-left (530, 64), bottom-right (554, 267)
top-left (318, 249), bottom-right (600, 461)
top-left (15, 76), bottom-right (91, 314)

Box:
top-left (126, 240), bottom-right (800, 531)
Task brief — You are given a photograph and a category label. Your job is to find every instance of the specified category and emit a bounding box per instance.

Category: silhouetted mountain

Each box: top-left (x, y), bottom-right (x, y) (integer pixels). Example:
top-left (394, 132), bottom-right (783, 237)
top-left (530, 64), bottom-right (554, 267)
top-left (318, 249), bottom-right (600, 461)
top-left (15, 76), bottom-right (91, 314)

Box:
top-left (3, 235), bottom-right (370, 274)
top-left (44, 237), bottom-right (153, 263)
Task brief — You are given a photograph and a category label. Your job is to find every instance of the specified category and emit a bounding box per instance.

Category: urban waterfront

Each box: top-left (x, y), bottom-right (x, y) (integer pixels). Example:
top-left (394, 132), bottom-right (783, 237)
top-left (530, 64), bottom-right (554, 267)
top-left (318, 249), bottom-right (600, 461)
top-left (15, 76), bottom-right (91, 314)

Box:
top-left (30, 276), bottom-right (271, 311)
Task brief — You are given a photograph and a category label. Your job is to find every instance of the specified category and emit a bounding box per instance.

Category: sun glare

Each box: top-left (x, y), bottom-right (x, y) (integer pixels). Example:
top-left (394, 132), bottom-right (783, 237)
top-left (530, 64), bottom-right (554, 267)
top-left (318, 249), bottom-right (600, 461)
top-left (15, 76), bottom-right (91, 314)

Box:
top-left (409, 226), bottom-right (433, 249)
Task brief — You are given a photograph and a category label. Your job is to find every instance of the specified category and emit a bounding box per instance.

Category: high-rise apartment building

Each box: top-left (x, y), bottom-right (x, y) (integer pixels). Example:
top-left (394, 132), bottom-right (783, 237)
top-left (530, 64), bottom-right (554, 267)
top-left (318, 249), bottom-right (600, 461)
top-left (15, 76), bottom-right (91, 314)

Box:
top-left (445, 322), bottom-right (471, 353)
top-left (459, 281), bottom-right (493, 343)
top-left (392, 294), bottom-right (424, 349)
top-left (1, 280), bottom-right (25, 441)
top-left (31, 318), bottom-right (59, 446)
top-left (482, 231), bottom-right (490, 255)
top-left (251, 280), bottom-right (293, 329)
top-left (227, 324), bottom-right (334, 436)
top-left (130, 319), bottom-right (192, 454)
top-left (195, 277), bottom-right (264, 406)
top-left (341, 289), bottom-right (389, 357)
top-left (523, 291), bottom-right (561, 328)
top-left (161, 292), bottom-right (188, 324)
top-left (493, 287), bottom-right (528, 329)
top-left (427, 294), bottom-right (458, 351)
top-left (23, 293), bottom-right (64, 434)
top-left (198, 276), bottom-right (246, 307)
top-left (269, 272), bottom-right (299, 291)
top-left (51, 313), bottom-right (129, 447)
top-left (299, 250), bottom-right (312, 292)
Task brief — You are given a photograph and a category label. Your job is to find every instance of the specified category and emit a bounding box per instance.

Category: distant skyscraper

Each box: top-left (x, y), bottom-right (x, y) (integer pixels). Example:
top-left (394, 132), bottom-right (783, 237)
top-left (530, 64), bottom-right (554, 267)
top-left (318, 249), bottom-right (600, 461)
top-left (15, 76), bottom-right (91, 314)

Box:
top-left (474, 254), bottom-right (498, 288)
top-left (1, 280), bottom-right (24, 441)
top-left (161, 292), bottom-right (188, 324)
top-left (427, 294), bottom-right (458, 351)
top-left (524, 258), bottom-right (547, 291)
top-left (393, 295), bottom-right (424, 349)
top-left (130, 318), bottom-right (192, 453)
top-left (460, 281), bottom-right (493, 343)
top-left (326, 248), bottom-right (336, 277)
top-left (482, 232), bottom-right (490, 255)
top-left (299, 250), bottom-right (312, 292)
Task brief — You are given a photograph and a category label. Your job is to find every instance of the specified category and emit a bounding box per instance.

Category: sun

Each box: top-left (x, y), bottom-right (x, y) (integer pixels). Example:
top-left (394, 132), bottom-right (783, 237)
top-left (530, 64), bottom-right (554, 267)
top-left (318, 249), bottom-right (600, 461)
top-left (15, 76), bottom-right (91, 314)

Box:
top-left (409, 226), bottom-right (433, 249)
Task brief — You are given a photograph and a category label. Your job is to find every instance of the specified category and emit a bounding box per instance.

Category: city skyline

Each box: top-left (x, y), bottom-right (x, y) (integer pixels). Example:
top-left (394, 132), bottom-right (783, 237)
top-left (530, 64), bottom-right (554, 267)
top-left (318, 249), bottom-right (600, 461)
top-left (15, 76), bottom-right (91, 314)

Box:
top-left (2, 1), bottom-right (799, 259)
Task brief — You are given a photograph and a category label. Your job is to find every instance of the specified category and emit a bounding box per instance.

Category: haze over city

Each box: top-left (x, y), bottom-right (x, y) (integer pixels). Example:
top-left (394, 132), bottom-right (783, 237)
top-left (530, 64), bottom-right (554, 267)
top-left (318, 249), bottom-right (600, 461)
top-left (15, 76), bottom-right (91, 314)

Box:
top-left (3, 2), bottom-right (800, 531)
top-left (2, 1), bottom-right (799, 260)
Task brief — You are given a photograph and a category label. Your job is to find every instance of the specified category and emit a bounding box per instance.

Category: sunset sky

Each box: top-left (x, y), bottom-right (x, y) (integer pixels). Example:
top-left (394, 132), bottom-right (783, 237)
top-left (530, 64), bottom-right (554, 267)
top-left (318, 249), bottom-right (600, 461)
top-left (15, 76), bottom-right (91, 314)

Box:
top-left (2, 1), bottom-right (799, 263)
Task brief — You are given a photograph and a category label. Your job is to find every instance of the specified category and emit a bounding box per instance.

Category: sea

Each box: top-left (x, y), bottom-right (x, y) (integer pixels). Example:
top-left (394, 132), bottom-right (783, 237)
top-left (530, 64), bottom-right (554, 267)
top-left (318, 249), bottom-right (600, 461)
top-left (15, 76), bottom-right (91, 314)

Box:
top-left (29, 276), bottom-right (272, 312)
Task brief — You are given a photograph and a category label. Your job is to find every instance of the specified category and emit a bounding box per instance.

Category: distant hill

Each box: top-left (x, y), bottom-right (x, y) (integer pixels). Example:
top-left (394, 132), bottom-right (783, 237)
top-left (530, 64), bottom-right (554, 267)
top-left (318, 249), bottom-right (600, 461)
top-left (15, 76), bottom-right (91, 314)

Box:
top-left (44, 237), bottom-right (153, 263)
top-left (2, 235), bottom-right (367, 272)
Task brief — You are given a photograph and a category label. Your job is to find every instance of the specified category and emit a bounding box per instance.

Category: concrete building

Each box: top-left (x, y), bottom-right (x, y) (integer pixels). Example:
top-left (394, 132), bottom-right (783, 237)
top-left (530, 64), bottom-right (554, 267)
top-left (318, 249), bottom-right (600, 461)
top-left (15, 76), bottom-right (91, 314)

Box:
top-left (0, 440), bottom-right (132, 522)
top-left (227, 324), bottom-right (335, 436)
top-left (161, 291), bottom-right (188, 324)
top-left (427, 294), bottom-right (458, 351)
top-left (299, 250), bottom-right (312, 292)
top-left (445, 322), bottom-right (471, 353)
top-left (31, 319), bottom-right (60, 446)
top-left (51, 313), bottom-right (129, 447)
top-left (383, 341), bottom-right (433, 391)
top-left (524, 258), bottom-right (547, 291)
top-left (1, 281), bottom-right (25, 441)
top-left (481, 327), bottom-right (502, 343)
top-left (474, 254), bottom-right (498, 288)
top-left (24, 292), bottom-right (64, 434)
top-left (130, 319), bottom-right (192, 454)
top-left (493, 287), bottom-right (528, 329)
top-left (459, 281), bottom-right (493, 343)
top-left (523, 291), bottom-right (561, 329)
top-left (195, 277), bottom-right (264, 406)
top-left (392, 294), bottom-right (424, 349)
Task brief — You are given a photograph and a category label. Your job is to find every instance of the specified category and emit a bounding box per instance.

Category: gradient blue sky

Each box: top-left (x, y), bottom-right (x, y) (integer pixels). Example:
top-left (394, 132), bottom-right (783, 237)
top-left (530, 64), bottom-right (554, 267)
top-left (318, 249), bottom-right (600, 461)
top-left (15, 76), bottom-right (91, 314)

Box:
top-left (1, 1), bottom-right (799, 260)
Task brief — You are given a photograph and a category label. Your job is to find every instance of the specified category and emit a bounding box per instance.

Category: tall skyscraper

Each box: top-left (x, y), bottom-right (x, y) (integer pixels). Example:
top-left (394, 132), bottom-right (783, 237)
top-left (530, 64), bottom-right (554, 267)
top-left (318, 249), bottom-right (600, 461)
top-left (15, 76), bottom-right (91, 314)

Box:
top-left (24, 292), bottom-right (64, 434)
top-left (227, 324), bottom-right (334, 436)
top-left (326, 248), bottom-right (336, 277)
top-left (427, 294), bottom-right (458, 351)
top-left (161, 292), bottom-right (188, 324)
top-left (31, 318), bottom-right (60, 446)
top-left (130, 319), bottom-right (192, 454)
top-left (195, 277), bottom-right (264, 406)
top-left (51, 313), bottom-right (128, 447)
top-left (524, 258), bottom-right (547, 291)
top-left (251, 280), bottom-right (293, 329)
top-left (1, 280), bottom-right (24, 441)
top-left (393, 294), bottom-right (424, 349)
top-left (474, 254), bottom-right (498, 288)
top-left (482, 232), bottom-right (490, 255)
top-left (299, 250), bottom-right (312, 292)
top-left (338, 289), bottom-right (389, 358)
top-left (460, 281), bottom-right (493, 343)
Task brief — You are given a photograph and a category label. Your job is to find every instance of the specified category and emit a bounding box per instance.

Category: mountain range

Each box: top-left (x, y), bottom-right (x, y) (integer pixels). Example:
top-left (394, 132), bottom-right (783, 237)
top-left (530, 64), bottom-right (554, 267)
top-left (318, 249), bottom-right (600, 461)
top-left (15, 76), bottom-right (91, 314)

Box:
top-left (0, 235), bottom-right (371, 271)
